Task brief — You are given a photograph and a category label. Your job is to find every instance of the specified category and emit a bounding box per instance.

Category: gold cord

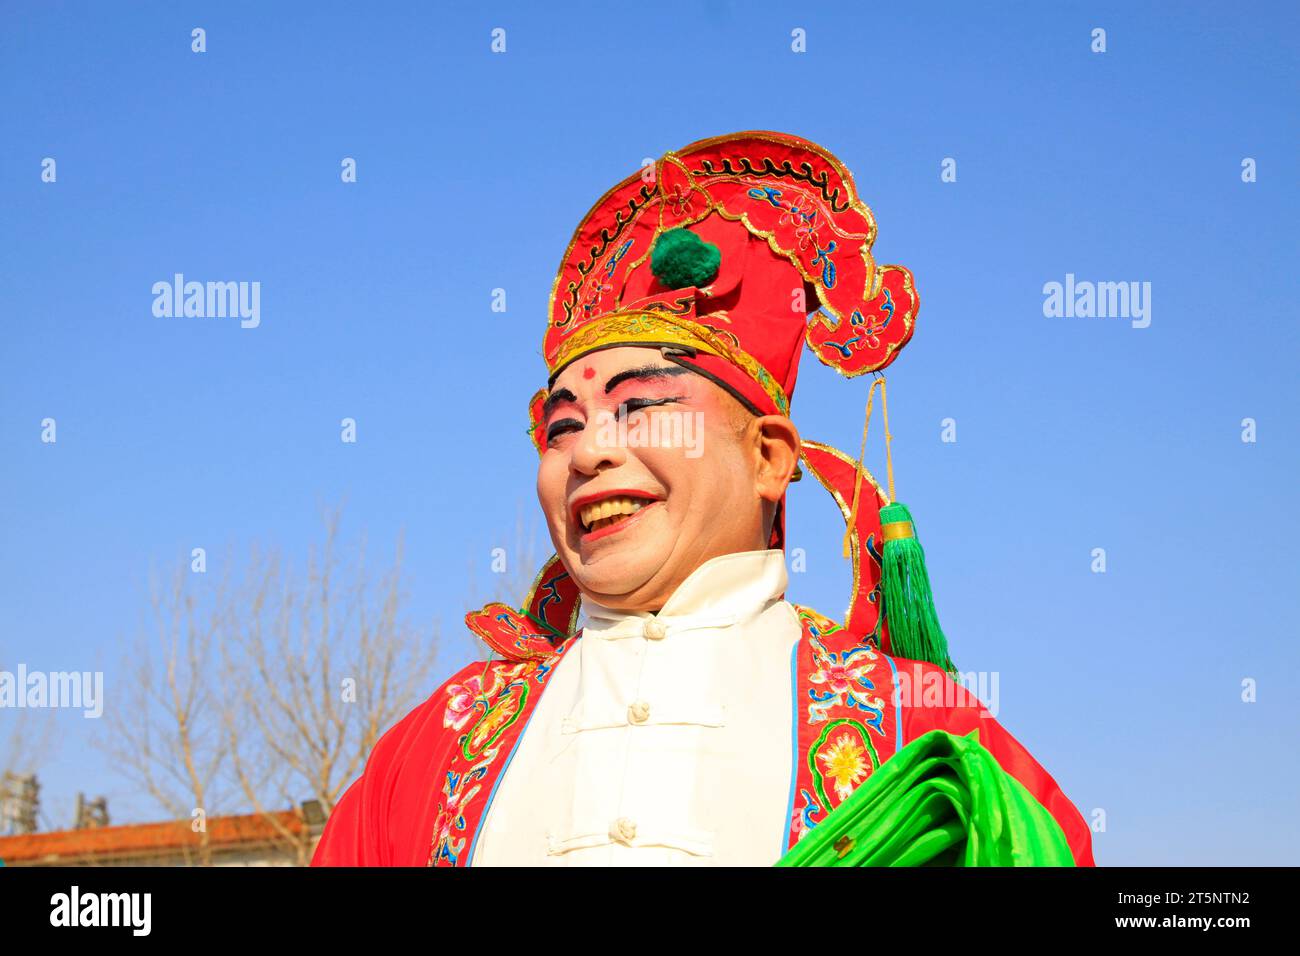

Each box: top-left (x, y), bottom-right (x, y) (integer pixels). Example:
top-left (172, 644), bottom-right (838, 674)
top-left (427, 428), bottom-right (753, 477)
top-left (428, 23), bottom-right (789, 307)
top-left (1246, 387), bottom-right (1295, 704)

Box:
top-left (842, 376), bottom-right (896, 557)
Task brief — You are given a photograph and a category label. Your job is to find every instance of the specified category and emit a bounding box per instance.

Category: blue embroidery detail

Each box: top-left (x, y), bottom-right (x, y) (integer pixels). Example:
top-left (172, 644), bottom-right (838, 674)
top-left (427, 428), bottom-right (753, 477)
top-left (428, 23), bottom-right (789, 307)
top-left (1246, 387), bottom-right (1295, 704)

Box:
top-left (534, 572), bottom-right (568, 622)
top-left (799, 788), bottom-right (824, 833)
top-left (747, 186), bottom-right (783, 207)
top-left (604, 239), bottom-right (633, 277)
top-left (812, 241), bottom-right (838, 288)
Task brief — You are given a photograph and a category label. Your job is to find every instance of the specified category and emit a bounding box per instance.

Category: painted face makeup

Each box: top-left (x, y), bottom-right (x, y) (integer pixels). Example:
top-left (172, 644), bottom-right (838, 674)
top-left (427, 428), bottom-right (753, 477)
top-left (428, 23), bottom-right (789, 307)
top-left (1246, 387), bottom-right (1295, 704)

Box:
top-left (535, 347), bottom-right (769, 612)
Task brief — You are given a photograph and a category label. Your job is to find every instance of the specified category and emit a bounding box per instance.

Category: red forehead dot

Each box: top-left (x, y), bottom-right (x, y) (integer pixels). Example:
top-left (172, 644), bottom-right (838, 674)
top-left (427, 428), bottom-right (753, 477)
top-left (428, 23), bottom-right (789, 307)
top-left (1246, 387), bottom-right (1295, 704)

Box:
top-left (582, 366), bottom-right (595, 379)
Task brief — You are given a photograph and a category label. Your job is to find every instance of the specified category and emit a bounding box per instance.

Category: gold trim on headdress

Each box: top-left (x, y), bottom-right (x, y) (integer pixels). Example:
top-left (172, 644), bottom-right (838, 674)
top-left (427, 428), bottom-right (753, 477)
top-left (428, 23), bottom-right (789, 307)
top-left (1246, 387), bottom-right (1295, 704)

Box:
top-left (547, 310), bottom-right (790, 416)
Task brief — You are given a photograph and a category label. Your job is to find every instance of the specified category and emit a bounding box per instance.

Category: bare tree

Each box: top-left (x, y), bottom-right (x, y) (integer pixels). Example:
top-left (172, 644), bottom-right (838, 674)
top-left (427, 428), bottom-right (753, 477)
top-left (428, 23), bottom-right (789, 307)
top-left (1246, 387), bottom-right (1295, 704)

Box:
top-left (0, 663), bottom-right (54, 785)
top-left (104, 506), bottom-right (439, 865)
top-left (218, 508), bottom-right (440, 864)
top-left (100, 567), bottom-right (230, 864)
top-left (0, 657), bottom-right (55, 834)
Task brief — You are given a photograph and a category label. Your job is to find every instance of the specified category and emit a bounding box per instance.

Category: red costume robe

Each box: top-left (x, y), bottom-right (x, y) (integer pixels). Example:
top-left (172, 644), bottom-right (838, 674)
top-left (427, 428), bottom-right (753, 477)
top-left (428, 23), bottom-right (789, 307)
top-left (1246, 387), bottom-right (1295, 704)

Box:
top-left (312, 602), bottom-right (1094, 867)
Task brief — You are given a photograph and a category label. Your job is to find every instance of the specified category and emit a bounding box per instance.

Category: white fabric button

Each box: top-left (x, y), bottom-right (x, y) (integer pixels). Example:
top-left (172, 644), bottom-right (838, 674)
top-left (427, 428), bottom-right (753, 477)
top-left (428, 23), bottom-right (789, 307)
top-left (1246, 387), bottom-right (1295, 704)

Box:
top-left (643, 618), bottom-right (667, 641)
top-left (627, 700), bottom-right (651, 724)
top-left (610, 817), bottom-right (637, 845)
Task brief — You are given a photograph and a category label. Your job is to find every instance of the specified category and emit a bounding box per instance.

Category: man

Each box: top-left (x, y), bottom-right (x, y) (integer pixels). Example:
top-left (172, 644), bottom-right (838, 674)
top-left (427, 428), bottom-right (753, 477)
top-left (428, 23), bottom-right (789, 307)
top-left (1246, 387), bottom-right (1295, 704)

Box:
top-left (312, 131), bottom-right (1094, 867)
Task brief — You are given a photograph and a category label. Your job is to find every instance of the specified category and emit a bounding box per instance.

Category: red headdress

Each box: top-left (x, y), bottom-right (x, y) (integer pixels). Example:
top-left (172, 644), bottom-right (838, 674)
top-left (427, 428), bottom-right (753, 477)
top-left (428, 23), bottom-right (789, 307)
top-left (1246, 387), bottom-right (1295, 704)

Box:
top-left (484, 131), bottom-right (951, 670)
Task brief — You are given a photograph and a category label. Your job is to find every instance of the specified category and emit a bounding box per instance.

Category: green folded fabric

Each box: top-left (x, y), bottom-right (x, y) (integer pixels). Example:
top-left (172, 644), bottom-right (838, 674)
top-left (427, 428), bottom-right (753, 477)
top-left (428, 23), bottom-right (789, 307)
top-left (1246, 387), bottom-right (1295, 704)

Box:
top-left (776, 729), bottom-right (1075, 867)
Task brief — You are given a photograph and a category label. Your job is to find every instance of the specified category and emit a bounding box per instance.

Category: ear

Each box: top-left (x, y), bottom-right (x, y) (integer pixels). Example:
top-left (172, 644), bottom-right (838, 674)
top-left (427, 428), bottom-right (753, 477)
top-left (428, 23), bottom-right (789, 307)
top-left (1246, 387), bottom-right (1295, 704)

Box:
top-left (751, 416), bottom-right (801, 505)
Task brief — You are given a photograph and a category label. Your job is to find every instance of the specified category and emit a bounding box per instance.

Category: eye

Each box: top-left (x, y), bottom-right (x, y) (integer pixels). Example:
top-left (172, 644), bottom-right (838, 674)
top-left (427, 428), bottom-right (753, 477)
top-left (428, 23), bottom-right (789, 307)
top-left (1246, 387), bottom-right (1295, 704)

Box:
top-left (615, 397), bottom-right (681, 419)
top-left (546, 418), bottom-right (583, 443)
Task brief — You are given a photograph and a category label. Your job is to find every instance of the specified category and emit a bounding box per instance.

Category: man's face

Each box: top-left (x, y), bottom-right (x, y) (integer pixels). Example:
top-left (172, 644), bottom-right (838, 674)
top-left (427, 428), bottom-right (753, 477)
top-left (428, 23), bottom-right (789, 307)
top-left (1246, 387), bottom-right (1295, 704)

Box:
top-left (536, 347), bottom-right (768, 612)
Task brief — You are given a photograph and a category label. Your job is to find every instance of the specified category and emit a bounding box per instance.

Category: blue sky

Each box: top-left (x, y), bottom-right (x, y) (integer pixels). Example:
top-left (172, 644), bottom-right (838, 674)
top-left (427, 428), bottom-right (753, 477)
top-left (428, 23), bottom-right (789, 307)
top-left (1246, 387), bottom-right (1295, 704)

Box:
top-left (1, 0), bottom-right (1296, 863)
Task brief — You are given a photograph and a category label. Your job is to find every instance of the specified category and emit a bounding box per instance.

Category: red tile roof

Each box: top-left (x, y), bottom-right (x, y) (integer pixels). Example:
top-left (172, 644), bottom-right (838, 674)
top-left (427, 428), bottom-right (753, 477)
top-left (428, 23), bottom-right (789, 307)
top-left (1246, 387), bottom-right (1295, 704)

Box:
top-left (0, 809), bottom-right (307, 865)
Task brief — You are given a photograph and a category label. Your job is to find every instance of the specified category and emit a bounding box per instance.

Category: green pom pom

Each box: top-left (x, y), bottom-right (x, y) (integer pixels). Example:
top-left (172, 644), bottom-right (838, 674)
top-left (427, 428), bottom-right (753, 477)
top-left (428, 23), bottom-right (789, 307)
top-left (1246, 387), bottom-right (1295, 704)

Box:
top-left (651, 227), bottom-right (720, 289)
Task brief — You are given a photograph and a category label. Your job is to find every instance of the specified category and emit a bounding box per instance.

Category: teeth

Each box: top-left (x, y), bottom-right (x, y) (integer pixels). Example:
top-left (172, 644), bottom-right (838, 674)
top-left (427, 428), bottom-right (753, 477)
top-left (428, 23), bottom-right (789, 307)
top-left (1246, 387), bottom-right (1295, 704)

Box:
top-left (579, 495), bottom-right (653, 533)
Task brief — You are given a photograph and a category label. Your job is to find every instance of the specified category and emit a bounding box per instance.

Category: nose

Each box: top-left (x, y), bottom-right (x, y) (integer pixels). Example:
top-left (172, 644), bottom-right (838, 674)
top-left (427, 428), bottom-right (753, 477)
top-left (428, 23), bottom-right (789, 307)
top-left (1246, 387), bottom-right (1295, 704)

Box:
top-left (570, 409), bottom-right (627, 476)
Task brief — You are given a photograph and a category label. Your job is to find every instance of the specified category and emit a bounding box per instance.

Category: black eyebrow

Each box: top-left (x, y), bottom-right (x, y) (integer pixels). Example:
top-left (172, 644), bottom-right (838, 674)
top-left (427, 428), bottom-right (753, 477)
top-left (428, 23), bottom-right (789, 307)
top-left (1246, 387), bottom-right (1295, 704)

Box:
top-left (603, 364), bottom-right (691, 394)
top-left (542, 387), bottom-right (578, 418)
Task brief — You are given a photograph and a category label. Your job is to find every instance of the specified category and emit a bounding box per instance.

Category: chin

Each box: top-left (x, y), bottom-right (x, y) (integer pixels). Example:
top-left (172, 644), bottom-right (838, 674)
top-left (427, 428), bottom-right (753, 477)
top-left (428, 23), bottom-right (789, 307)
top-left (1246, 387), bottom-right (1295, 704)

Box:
top-left (567, 550), bottom-right (666, 607)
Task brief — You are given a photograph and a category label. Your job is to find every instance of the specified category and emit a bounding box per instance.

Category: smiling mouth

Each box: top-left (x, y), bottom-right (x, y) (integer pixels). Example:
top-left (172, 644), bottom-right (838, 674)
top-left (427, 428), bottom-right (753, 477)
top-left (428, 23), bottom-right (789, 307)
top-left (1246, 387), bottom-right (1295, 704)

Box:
top-left (578, 495), bottom-right (659, 534)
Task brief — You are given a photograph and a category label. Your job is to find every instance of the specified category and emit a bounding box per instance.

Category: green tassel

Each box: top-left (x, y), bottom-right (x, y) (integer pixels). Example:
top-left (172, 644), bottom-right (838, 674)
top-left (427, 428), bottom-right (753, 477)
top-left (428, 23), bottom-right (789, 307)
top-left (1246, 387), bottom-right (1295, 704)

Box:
top-left (879, 502), bottom-right (956, 674)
